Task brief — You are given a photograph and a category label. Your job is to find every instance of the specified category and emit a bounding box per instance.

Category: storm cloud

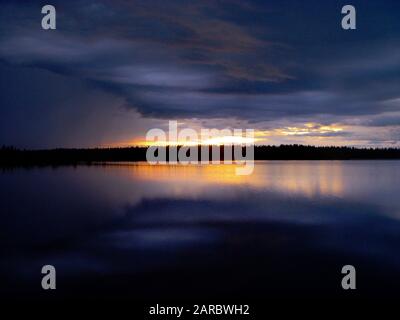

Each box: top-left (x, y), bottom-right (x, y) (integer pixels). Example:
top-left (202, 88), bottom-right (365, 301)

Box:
top-left (0, 0), bottom-right (399, 147)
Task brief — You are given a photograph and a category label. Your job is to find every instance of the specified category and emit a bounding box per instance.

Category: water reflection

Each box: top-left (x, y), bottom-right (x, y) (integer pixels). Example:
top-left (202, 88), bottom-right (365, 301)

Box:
top-left (101, 161), bottom-right (345, 197)
top-left (98, 160), bottom-right (399, 202)
top-left (1, 161), bottom-right (400, 299)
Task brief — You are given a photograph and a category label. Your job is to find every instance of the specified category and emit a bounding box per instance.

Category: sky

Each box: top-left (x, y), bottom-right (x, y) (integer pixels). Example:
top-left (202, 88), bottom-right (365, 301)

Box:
top-left (0, 0), bottom-right (399, 148)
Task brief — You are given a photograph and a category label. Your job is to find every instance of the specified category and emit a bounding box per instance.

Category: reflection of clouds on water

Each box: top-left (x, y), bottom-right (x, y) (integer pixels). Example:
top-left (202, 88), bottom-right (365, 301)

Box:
top-left (100, 161), bottom-right (400, 219)
top-left (1, 161), bottom-right (400, 298)
top-left (102, 228), bottom-right (219, 249)
top-left (118, 195), bottom-right (400, 251)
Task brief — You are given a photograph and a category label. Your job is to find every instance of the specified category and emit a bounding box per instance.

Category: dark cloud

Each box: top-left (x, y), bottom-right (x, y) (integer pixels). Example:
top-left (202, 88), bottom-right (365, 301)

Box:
top-left (0, 0), bottom-right (399, 147)
top-left (362, 110), bottom-right (400, 127)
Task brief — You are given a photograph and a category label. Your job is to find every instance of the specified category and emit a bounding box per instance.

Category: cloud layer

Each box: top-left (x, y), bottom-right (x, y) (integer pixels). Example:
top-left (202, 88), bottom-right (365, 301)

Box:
top-left (0, 0), bottom-right (399, 147)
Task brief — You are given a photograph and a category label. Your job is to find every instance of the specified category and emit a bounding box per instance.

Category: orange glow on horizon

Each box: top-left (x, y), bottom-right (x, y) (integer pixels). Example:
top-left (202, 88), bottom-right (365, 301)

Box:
top-left (104, 122), bottom-right (345, 147)
top-left (108, 135), bottom-right (259, 147)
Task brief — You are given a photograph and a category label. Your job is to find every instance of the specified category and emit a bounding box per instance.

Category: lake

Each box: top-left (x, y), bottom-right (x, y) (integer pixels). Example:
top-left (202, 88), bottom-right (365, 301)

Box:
top-left (1, 161), bottom-right (400, 300)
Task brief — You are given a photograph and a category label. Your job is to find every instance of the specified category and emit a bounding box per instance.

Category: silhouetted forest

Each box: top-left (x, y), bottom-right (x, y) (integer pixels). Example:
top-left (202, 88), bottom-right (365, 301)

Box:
top-left (1, 145), bottom-right (400, 167)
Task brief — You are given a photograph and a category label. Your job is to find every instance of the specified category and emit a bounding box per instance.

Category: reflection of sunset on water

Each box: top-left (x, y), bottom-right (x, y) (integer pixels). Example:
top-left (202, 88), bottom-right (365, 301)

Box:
top-left (99, 161), bottom-right (344, 198)
top-left (261, 162), bottom-right (344, 197)
top-left (129, 163), bottom-right (263, 186)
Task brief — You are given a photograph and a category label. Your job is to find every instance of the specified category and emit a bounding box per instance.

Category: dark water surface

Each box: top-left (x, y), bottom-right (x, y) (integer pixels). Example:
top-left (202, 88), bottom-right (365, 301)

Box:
top-left (1, 161), bottom-right (400, 300)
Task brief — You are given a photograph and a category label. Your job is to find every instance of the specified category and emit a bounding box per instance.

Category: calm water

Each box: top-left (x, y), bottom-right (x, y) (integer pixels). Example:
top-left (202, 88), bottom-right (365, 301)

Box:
top-left (1, 161), bottom-right (400, 300)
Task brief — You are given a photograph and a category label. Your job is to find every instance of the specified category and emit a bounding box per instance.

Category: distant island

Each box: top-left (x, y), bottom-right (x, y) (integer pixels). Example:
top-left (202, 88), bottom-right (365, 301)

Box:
top-left (1, 145), bottom-right (400, 167)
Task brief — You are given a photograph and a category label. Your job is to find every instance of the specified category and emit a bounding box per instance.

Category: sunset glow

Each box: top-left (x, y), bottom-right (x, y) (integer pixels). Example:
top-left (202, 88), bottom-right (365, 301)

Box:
top-left (128, 135), bottom-right (258, 147)
top-left (107, 123), bottom-right (345, 147)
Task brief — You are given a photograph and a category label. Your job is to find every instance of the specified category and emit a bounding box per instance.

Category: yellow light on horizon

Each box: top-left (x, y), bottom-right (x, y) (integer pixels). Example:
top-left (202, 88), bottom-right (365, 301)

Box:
top-left (105, 122), bottom-right (344, 147)
top-left (127, 135), bottom-right (257, 147)
top-left (276, 123), bottom-right (344, 136)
